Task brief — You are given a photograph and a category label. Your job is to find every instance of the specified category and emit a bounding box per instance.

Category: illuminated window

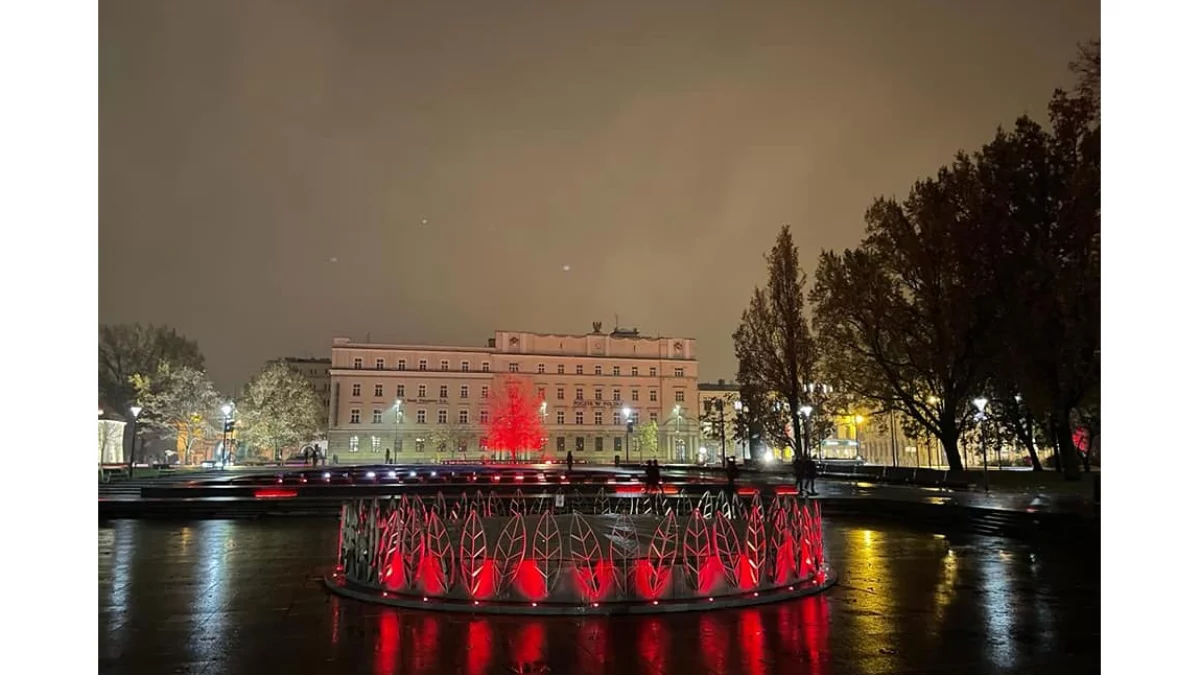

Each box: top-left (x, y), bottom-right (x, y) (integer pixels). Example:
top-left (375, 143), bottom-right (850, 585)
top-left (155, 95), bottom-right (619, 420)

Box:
top-left (349, 436), bottom-right (359, 452)
top-left (614, 437), bottom-right (623, 454)
top-left (372, 410), bottom-right (382, 424)
top-left (575, 437), bottom-right (584, 452)
top-left (416, 439), bottom-right (425, 453)
top-left (556, 437), bottom-right (565, 452)
top-left (371, 436), bottom-right (380, 452)
top-left (350, 409), bottom-right (361, 424)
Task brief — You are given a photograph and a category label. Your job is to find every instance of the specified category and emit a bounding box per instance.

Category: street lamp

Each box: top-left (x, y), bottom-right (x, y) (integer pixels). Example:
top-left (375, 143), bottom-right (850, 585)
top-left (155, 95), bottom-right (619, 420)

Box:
top-left (128, 405), bottom-right (143, 477)
top-left (733, 400), bottom-right (746, 461)
top-left (799, 405), bottom-right (813, 461)
top-left (392, 399), bottom-right (404, 464)
top-left (973, 397), bottom-right (990, 493)
top-left (672, 405), bottom-right (683, 463)
top-left (220, 403), bottom-right (233, 468)
top-left (623, 407), bottom-right (633, 464)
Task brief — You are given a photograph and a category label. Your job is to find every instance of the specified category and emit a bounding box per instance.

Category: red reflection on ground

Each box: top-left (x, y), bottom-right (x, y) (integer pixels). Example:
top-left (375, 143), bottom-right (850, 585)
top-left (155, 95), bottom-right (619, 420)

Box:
top-left (576, 619), bottom-right (609, 675)
top-left (413, 614), bottom-right (440, 675)
top-left (375, 610), bottom-right (400, 675)
top-left (512, 620), bottom-right (546, 666)
top-left (637, 616), bottom-right (668, 675)
top-left (253, 488), bottom-right (297, 499)
top-left (465, 619), bottom-right (492, 675)
top-left (382, 547), bottom-right (405, 591)
top-left (774, 535), bottom-right (798, 584)
top-left (800, 597), bottom-right (831, 675)
top-left (739, 609), bottom-right (765, 675)
top-left (736, 553), bottom-right (758, 589)
top-left (699, 612), bottom-right (730, 672)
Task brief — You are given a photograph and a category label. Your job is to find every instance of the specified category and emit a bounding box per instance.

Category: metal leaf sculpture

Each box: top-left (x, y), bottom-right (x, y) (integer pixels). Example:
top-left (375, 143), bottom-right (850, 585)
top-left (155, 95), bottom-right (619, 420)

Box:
top-left (452, 491), bottom-right (470, 522)
top-left (676, 488), bottom-right (691, 514)
top-left (697, 491), bottom-right (715, 519)
top-left (711, 511), bottom-right (740, 587)
top-left (529, 510), bottom-right (563, 598)
top-left (770, 506), bottom-right (796, 584)
top-left (717, 491), bottom-right (734, 519)
top-left (788, 500), bottom-right (806, 578)
top-left (459, 508), bottom-right (491, 598)
top-left (511, 489), bottom-right (525, 516)
top-left (401, 507), bottom-right (425, 590)
top-left (596, 489), bottom-right (611, 516)
top-left (643, 510), bottom-right (678, 599)
top-left (494, 513), bottom-right (528, 594)
top-left (743, 500), bottom-right (766, 589)
top-left (569, 512), bottom-right (609, 601)
top-left (683, 509), bottom-right (713, 592)
top-left (607, 513), bottom-right (639, 594)
top-left (487, 491), bottom-right (502, 518)
top-left (422, 510), bottom-right (454, 594)
top-left (735, 493), bottom-right (750, 522)
top-left (434, 492), bottom-right (449, 520)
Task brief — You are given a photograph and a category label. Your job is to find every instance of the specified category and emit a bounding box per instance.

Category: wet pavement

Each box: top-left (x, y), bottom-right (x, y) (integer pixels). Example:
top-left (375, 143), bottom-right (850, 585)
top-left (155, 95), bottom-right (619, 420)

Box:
top-left (98, 518), bottom-right (1099, 675)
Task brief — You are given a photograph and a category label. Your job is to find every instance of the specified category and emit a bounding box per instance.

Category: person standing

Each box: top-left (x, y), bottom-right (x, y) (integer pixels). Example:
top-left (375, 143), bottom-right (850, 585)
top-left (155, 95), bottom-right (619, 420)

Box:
top-left (804, 455), bottom-right (818, 495)
top-left (566, 450), bottom-right (574, 473)
top-left (793, 454), bottom-right (805, 495)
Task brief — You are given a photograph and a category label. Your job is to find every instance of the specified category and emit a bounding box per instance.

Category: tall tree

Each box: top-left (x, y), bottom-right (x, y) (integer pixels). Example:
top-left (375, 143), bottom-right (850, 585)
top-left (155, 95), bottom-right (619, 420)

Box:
top-left (431, 420), bottom-right (474, 458)
top-left (635, 421), bottom-right (660, 458)
top-left (131, 363), bottom-right (221, 465)
top-left (237, 362), bottom-right (323, 464)
top-left (733, 225), bottom-right (829, 460)
top-left (484, 375), bottom-right (546, 461)
top-left (811, 160), bottom-right (995, 471)
top-left (98, 323), bottom-right (205, 414)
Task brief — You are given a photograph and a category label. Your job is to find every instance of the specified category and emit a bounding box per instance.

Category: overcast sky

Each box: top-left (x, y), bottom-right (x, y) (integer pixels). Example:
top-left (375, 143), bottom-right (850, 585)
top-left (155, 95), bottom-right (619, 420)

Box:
top-left (99, 0), bottom-right (1099, 394)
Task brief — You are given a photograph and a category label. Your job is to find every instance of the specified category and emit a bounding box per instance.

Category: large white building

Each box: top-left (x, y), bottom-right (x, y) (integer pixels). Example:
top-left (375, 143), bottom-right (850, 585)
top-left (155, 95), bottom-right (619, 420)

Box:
top-left (327, 324), bottom-right (701, 463)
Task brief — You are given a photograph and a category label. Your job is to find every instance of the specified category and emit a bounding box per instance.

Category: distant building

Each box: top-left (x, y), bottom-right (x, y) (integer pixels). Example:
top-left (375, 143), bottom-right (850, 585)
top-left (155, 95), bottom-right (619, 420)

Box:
top-left (97, 408), bottom-right (126, 464)
top-left (327, 324), bottom-right (701, 463)
top-left (697, 379), bottom-right (743, 463)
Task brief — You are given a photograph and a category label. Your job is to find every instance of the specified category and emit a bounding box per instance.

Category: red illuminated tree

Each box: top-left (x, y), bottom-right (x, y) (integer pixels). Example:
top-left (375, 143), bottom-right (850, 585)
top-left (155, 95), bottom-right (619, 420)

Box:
top-left (484, 375), bottom-right (546, 461)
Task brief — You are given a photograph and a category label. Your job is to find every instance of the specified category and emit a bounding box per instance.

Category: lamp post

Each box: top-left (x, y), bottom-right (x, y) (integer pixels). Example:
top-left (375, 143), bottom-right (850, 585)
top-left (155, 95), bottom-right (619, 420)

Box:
top-left (220, 403), bottom-right (233, 468)
top-left (392, 399), bottom-right (404, 464)
top-left (800, 405), bottom-right (813, 461)
top-left (672, 405), bottom-right (682, 463)
top-left (733, 400), bottom-right (746, 461)
top-left (623, 407), bottom-right (633, 464)
top-left (128, 405), bottom-right (143, 478)
top-left (973, 397), bottom-right (989, 493)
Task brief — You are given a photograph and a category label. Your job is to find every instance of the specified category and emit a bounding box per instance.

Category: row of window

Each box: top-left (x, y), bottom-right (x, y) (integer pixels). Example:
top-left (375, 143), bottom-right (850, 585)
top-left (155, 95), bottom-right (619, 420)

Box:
top-left (347, 382), bottom-right (686, 403)
top-left (347, 409), bottom-right (662, 426)
top-left (344, 435), bottom-right (639, 454)
top-left (350, 356), bottom-right (687, 379)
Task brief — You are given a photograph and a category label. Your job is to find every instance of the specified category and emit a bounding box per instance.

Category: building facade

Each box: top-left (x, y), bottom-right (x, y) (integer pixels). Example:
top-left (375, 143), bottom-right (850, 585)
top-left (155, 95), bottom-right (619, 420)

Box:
top-left (327, 324), bottom-right (701, 463)
top-left (275, 357), bottom-right (332, 428)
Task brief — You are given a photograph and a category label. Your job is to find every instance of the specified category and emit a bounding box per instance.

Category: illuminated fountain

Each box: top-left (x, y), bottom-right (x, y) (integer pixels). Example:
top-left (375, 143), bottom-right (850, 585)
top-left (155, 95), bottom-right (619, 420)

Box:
top-left (326, 489), bottom-right (836, 614)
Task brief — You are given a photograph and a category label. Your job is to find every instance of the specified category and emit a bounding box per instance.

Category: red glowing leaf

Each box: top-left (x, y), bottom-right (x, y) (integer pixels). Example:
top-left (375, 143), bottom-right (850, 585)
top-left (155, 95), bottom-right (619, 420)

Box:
top-left (459, 509), bottom-right (494, 598)
top-left (569, 513), bottom-right (612, 601)
top-left (495, 514), bottom-right (528, 593)
top-left (526, 510), bottom-right (563, 598)
top-left (640, 510), bottom-right (678, 599)
top-left (711, 511), bottom-right (740, 587)
top-left (742, 501), bottom-right (766, 588)
top-left (683, 510), bottom-right (714, 592)
top-left (421, 510), bottom-right (454, 594)
top-left (771, 506), bottom-right (797, 584)
top-left (401, 509), bottom-right (425, 590)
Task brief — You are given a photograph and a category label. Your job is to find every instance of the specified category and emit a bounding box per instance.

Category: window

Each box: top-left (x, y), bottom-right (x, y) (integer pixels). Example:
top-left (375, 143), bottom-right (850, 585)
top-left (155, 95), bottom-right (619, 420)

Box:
top-left (537, 363), bottom-right (545, 374)
top-left (557, 364), bottom-right (564, 374)
top-left (439, 385), bottom-right (448, 399)
top-left (398, 359), bottom-right (406, 371)
top-left (575, 437), bottom-right (585, 452)
top-left (556, 410), bottom-right (565, 424)
top-left (508, 362), bottom-right (520, 373)
top-left (416, 409), bottom-right (427, 424)
top-left (354, 358), bottom-right (363, 369)
top-left (537, 387), bottom-right (546, 400)
top-left (350, 409), bottom-right (361, 424)
top-left (374, 384), bottom-right (384, 397)
top-left (556, 387), bottom-right (565, 400)
top-left (395, 439), bottom-right (403, 453)
top-left (460, 385), bottom-right (469, 398)
top-left (674, 368), bottom-right (684, 377)
top-left (481, 410), bottom-right (490, 424)
top-left (632, 411), bottom-right (640, 424)
top-left (631, 367), bottom-right (639, 376)
top-left (575, 388), bottom-right (583, 400)
top-left (419, 359), bottom-right (428, 371)
top-left (575, 365), bottom-right (583, 375)
top-left (418, 384), bottom-right (427, 398)
top-left (481, 385), bottom-right (489, 399)
top-left (631, 390), bottom-right (639, 401)
top-left (612, 389), bottom-right (621, 401)
top-left (595, 437), bottom-right (604, 452)
top-left (349, 436), bottom-right (359, 452)
top-left (556, 437), bottom-right (565, 452)
top-left (675, 391), bottom-right (685, 402)
top-left (594, 411), bottom-right (603, 425)
top-left (614, 437), bottom-right (623, 454)
top-left (371, 436), bottom-right (381, 452)
top-left (352, 384), bottom-right (362, 397)
top-left (650, 367), bottom-right (658, 377)
top-left (612, 411), bottom-right (621, 426)
top-left (372, 409), bottom-right (382, 424)
top-left (650, 412), bottom-right (658, 423)
top-left (437, 409), bottom-right (447, 424)
top-left (416, 439), bottom-right (425, 453)
top-left (397, 384), bottom-right (405, 398)
top-left (482, 362), bottom-right (490, 372)
top-left (376, 358), bottom-right (385, 370)
top-left (594, 388), bottom-right (602, 401)
top-left (461, 360), bottom-right (470, 372)
top-left (612, 366), bottom-right (620, 376)
top-left (650, 390), bottom-right (658, 402)
top-left (594, 365), bottom-right (602, 375)
top-left (458, 409), bottom-right (468, 424)
top-left (575, 411), bottom-right (584, 425)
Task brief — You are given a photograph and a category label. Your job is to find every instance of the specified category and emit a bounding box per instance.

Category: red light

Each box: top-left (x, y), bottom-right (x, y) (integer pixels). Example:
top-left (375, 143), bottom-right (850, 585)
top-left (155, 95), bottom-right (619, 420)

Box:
top-left (614, 485), bottom-right (643, 494)
top-left (775, 486), bottom-right (799, 495)
top-left (736, 487), bottom-right (758, 496)
top-left (254, 488), bottom-right (297, 499)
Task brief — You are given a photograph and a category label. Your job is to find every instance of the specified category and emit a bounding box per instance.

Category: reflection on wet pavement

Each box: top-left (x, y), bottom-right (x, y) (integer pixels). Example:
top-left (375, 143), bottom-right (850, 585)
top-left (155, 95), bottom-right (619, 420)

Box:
top-left (98, 518), bottom-right (1098, 674)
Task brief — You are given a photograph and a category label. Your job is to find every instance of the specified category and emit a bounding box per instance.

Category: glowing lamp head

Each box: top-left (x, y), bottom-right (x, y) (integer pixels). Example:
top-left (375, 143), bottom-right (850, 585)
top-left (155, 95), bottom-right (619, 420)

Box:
top-left (854, 415), bottom-right (864, 424)
top-left (973, 397), bottom-right (988, 413)
top-left (221, 403), bottom-right (232, 416)
top-left (733, 400), bottom-right (743, 412)
top-left (129, 405), bottom-right (143, 419)
top-left (622, 407), bottom-right (631, 419)
top-left (800, 405), bottom-right (813, 418)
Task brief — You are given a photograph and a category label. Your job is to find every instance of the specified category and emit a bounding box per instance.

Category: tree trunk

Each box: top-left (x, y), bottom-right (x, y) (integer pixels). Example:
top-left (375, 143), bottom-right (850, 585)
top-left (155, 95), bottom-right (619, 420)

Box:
top-left (938, 415), bottom-right (963, 471)
top-left (1023, 437), bottom-right (1043, 471)
top-left (1052, 413), bottom-right (1081, 481)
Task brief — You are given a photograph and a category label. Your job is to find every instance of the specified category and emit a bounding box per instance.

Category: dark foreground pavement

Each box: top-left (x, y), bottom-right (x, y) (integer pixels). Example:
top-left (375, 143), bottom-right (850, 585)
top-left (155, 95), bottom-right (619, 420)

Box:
top-left (99, 516), bottom-right (1099, 675)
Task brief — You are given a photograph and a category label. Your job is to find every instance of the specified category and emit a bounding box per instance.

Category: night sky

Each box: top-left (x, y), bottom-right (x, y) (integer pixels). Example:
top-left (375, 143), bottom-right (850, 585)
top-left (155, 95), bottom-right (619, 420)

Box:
top-left (99, 0), bottom-right (1099, 394)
